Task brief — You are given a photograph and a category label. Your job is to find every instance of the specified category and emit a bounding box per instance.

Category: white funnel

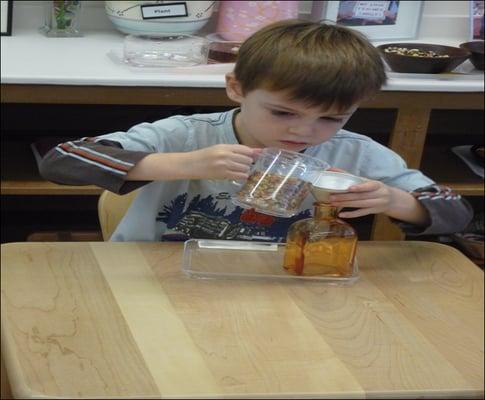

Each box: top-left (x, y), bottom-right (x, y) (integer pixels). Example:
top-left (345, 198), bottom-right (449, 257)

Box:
top-left (310, 171), bottom-right (366, 203)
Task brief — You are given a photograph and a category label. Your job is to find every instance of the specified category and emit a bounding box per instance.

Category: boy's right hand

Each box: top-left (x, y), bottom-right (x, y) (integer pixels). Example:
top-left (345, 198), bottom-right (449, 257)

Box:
top-left (184, 144), bottom-right (262, 181)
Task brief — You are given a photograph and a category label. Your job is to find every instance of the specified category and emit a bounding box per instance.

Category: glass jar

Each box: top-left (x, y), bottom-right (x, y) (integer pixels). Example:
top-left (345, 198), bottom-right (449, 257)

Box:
top-left (283, 202), bottom-right (358, 277)
top-left (40, 1), bottom-right (83, 37)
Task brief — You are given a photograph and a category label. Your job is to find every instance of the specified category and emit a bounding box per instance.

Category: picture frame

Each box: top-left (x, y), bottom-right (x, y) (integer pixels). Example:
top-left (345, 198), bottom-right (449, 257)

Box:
top-left (312, 1), bottom-right (423, 41)
top-left (470, 0), bottom-right (484, 40)
top-left (1, 0), bottom-right (13, 36)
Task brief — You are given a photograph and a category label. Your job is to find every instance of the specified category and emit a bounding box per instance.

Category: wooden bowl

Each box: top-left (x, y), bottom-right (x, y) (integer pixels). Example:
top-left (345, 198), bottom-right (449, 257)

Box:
top-left (459, 41), bottom-right (484, 70)
top-left (377, 43), bottom-right (471, 74)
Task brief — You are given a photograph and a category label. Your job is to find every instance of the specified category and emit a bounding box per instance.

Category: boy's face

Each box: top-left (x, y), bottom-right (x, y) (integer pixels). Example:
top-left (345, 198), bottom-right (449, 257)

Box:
top-left (226, 74), bottom-right (358, 152)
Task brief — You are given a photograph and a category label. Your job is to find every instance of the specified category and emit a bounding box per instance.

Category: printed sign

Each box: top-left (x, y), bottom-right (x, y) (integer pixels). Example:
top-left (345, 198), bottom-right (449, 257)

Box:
top-left (471, 0), bottom-right (484, 39)
top-left (352, 1), bottom-right (390, 19)
top-left (141, 2), bottom-right (188, 20)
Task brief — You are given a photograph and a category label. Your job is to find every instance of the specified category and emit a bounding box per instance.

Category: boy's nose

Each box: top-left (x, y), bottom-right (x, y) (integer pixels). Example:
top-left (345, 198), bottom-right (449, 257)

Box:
top-left (288, 124), bottom-right (314, 137)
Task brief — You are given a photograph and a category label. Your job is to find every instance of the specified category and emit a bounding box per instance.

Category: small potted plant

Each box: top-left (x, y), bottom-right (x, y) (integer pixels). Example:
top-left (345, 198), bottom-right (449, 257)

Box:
top-left (40, 0), bottom-right (83, 37)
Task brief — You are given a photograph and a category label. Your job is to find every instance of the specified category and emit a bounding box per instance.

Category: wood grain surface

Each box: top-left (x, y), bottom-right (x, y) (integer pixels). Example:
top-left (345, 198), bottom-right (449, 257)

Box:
top-left (1, 241), bottom-right (483, 399)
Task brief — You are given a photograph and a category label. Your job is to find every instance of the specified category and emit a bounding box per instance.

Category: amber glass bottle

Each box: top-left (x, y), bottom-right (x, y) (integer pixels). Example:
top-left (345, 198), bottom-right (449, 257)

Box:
top-left (283, 202), bottom-right (358, 276)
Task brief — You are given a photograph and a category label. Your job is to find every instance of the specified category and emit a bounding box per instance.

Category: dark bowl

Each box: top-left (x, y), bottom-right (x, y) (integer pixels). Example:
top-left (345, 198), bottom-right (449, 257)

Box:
top-left (453, 233), bottom-right (485, 260)
top-left (470, 144), bottom-right (484, 166)
top-left (459, 41), bottom-right (484, 70)
top-left (208, 41), bottom-right (241, 64)
top-left (377, 42), bottom-right (471, 74)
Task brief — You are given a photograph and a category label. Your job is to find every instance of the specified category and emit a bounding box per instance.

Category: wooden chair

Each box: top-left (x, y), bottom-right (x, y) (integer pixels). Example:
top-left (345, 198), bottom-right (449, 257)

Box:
top-left (97, 190), bottom-right (138, 241)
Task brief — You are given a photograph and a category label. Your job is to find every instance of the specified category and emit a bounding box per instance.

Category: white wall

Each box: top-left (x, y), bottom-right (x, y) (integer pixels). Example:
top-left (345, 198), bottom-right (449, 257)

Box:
top-left (420, 0), bottom-right (471, 40)
top-left (11, 1), bottom-right (474, 42)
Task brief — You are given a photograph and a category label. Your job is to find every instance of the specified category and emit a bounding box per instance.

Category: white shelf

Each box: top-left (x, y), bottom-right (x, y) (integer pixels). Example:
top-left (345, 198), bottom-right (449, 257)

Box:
top-left (0, 29), bottom-right (233, 88)
top-left (1, 27), bottom-right (484, 92)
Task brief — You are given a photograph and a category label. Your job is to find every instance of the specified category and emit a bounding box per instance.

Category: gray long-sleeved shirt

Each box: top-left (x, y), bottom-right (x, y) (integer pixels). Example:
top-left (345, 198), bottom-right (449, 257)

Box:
top-left (40, 109), bottom-right (473, 241)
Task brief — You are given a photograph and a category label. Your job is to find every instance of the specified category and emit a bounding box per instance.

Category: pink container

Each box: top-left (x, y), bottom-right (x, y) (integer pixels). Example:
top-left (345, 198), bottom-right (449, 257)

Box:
top-left (216, 1), bottom-right (299, 41)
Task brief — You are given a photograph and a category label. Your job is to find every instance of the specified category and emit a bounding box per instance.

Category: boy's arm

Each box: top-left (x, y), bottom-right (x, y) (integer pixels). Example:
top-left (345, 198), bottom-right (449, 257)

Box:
top-left (328, 139), bottom-right (474, 235)
top-left (126, 144), bottom-right (260, 181)
top-left (330, 180), bottom-right (431, 225)
top-left (394, 184), bottom-right (474, 236)
top-left (331, 181), bottom-right (473, 235)
top-left (382, 187), bottom-right (430, 226)
top-left (39, 138), bottom-right (154, 195)
top-left (379, 184), bottom-right (473, 235)
top-left (40, 139), bottom-right (259, 194)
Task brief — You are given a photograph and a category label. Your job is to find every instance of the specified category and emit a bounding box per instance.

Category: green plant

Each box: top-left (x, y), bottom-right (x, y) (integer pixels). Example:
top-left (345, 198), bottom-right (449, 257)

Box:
top-left (53, 0), bottom-right (81, 29)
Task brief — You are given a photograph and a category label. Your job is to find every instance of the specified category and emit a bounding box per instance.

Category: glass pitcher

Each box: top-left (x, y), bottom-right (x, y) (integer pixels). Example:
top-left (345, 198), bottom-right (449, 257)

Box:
top-left (231, 148), bottom-right (329, 217)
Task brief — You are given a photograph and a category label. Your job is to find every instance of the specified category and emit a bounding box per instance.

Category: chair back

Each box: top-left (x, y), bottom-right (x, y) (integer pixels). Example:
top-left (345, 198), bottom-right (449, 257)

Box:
top-left (97, 190), bottom-right (138, 240)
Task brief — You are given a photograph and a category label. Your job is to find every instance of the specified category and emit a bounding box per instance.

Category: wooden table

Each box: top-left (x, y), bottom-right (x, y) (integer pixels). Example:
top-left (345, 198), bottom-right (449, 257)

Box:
top-left (1, 241), bottom-right (484, 399)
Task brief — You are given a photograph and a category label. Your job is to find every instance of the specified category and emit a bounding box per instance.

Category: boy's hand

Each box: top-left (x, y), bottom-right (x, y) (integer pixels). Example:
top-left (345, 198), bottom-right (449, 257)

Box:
top-left (320, 168), bottom-right (430, 226)
top-left (327, 167), bottom-right (348, 173)
top-left (329, 179), bottom-right (430, 227)
top-left (329, 180), bottom-right (396, 218)
top-left (186, 144), bottom-right (262, 181)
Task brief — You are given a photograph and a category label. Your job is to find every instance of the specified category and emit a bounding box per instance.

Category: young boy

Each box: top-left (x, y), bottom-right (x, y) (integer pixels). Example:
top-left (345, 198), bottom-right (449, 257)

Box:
top-left (40, 20), bottom-right (472, 242)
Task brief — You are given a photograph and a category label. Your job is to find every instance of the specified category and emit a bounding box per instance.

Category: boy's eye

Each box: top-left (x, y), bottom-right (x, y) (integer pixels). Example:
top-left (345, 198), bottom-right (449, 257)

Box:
top-left (270, 110), bottom-right (294, 117)
top-left (321, 117), bottom-right (344, 123)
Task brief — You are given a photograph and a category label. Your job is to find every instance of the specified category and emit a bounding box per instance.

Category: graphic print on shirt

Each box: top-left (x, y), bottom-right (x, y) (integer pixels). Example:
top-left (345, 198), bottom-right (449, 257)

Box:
top-left (156, 193), bottom-right (310, 242)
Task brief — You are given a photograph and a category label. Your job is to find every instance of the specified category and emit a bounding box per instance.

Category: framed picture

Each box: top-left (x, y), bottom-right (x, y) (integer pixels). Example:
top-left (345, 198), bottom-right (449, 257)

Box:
top-left (313, 1), bottom-right (423, 41)
top-left (1, 0), bottom-right (13, 36)
top-left (470, 0), bottom-right (484, 40)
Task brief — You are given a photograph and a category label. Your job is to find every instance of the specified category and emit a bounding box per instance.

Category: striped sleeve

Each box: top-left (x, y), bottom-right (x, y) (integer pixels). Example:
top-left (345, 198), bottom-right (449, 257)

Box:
top-left (39, 138), bottom-right (153, 194)
top-left (394, 184), bottom-right (474, 236)
top-left (56, 140), bottom-right (133, 175)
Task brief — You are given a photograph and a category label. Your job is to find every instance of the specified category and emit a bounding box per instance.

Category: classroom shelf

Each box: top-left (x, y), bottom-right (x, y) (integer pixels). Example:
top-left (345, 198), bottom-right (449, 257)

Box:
top-left (420, 144), bottom-right (484, 196)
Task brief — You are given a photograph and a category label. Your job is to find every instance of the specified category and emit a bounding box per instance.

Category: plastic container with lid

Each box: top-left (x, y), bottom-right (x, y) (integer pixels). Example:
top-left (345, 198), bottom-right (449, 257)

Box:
top-left (123, 34), bottom-right (210, 67)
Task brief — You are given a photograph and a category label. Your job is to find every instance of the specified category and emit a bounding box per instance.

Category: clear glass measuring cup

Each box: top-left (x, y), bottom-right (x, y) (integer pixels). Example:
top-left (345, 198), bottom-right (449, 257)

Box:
top-left (231, 148), bottom-right (330, 217)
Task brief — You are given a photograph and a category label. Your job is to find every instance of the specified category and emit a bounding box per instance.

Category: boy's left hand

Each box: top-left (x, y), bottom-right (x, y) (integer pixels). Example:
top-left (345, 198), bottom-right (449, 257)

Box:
top-left (325, 167), bottom-right (430, 226)
top-left (329, 179), bottom-right (397, 218)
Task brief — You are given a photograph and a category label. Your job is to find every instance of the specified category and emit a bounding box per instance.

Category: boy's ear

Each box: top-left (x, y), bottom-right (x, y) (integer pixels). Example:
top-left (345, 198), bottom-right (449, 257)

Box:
top-left (225, 73), bottom-right (244, 103)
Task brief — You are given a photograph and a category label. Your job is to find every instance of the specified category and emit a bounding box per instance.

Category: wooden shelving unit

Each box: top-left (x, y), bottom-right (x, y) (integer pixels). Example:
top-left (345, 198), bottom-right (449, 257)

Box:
top-left (420, 144), bottom-right (484, 196)
top-left (444, 182), bottom-right (484, 196)
top-left (1, 181), bottom-right (102, 196)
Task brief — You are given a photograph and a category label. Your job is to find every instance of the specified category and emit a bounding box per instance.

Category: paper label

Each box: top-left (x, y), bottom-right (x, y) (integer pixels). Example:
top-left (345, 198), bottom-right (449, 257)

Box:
top-left (141, 2), bottom-right (188, 19)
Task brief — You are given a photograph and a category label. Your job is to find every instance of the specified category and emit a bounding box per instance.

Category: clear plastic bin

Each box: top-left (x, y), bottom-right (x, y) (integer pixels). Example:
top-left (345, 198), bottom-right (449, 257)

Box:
top-left (182, 239), bottom-right (359, 284)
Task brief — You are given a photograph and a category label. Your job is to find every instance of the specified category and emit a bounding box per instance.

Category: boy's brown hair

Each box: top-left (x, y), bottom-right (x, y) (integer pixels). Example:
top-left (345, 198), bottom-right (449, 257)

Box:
top-left (234, 19), bottom-right (386, 112)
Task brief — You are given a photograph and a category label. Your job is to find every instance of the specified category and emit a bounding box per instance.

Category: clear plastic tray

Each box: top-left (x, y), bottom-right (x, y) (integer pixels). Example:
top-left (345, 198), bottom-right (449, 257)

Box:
top-left (182, 239), bottom-right (359, 284)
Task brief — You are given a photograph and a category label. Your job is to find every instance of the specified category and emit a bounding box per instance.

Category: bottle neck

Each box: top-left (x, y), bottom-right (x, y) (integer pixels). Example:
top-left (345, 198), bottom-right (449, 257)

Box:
top-left (313, 202), bottom-right (338, 220)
